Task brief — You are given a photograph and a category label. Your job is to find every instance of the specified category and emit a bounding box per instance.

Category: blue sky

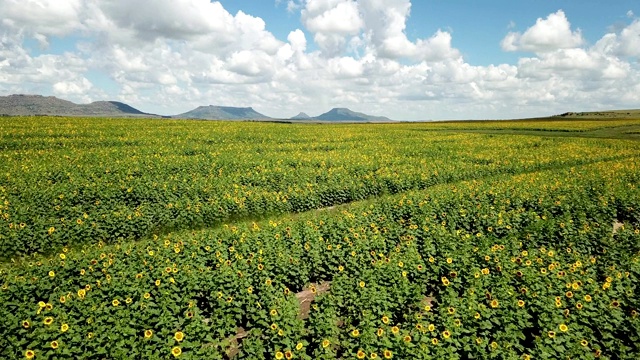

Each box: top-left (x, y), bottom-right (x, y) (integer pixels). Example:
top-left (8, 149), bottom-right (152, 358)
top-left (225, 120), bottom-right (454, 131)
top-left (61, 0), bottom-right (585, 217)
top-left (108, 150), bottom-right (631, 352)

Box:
top-left (0, 0), bottom-right (639, 120)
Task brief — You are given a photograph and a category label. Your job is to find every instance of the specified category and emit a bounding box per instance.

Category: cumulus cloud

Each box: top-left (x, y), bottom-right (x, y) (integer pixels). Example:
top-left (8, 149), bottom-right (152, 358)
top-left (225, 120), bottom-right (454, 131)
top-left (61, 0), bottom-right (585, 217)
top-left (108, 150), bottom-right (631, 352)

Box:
top-left (1, 2), bottom-right (640, 120)
top-left (301, 0), bottom-right (363, 55)
top-left (53, 77), bottom-right (93, 96)
top-left (594, 20), bottom-right (640, 58)
top-left (501, 10), bottom-right (584, 53)
top-left (0, 0), bottom-right (84, 38)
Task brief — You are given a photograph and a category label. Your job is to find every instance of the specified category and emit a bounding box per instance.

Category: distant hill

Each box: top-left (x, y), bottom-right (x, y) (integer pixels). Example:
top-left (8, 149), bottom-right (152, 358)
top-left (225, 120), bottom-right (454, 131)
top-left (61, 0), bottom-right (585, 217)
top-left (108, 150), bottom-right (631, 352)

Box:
top-left (554, 110), bottom-right (640, 119)
top-left (173, 105), bottom-right (271, 120)
top-left (290, 112), bottom-right (311, 120)
top-left (0, 94), bottom-right (157, 117)
top-left (0, 94), bottom-right (394, 122)
top-left (313, 108), bottom-right (391, 121)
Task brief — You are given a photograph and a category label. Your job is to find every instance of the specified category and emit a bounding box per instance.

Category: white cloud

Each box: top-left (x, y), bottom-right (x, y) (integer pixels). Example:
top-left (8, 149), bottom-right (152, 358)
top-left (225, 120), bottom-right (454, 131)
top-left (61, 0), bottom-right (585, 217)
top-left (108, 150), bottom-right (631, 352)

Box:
top-left (301, 0), bottom-right (363, 55)
top-left (501, 10), bottom-right (584, 53)
top-left (1, 3), bottom-right (640, 120)
top-left (0, 0), bottom-right (84, 38)
top-left (53, 77), bottom-right (93, 96)
top-left (627, 10), bottom-right (634, 18)
top-left (303, 0), bottom-right (362, 34)
top-left (593, 20), bottom-right (640, 58)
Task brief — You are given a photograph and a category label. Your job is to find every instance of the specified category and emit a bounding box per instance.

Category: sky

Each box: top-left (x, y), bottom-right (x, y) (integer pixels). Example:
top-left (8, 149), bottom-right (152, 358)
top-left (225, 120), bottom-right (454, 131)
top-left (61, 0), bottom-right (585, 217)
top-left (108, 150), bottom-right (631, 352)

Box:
top-left (0, 1), bottom-right (639, 120)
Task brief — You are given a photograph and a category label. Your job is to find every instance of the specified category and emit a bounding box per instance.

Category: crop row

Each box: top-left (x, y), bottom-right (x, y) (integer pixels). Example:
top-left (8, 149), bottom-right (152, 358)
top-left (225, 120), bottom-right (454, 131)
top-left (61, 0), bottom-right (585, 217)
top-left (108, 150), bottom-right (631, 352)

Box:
top-left (1, 158), bottom-right (639, 359)
top-left (2, 117), bottom-right (640, 256)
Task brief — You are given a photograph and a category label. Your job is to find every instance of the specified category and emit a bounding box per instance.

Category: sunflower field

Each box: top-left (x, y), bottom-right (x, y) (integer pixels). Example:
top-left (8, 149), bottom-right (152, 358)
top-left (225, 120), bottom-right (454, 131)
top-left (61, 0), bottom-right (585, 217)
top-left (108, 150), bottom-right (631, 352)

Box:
top-left (1, 116), bottom-right (640, 359)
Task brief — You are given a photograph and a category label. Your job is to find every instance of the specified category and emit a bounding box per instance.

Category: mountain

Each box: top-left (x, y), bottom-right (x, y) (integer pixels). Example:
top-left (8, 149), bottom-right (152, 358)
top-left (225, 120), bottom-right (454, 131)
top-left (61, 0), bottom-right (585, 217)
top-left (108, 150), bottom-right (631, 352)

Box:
top-left (313, 108), bottom-right (390, 121)
top-left (0, 94), bottom-right (157, 117)
top-left (173, 105), bottom-right (271, 120)
top-left (290, 112), bottom-right (311, 120)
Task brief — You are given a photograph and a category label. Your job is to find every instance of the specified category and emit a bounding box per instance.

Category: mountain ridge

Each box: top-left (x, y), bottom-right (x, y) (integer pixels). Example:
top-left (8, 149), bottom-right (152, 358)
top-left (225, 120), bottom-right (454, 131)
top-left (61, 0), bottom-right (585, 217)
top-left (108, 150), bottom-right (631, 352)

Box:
top-left (0, 94), bottom-right (392, 121)
top-left (173, 105), bottom-right (271, 120)
top-left (311, 107), bottom-right (391, 121)
top-left (0, 94), bottom-right (158, 117)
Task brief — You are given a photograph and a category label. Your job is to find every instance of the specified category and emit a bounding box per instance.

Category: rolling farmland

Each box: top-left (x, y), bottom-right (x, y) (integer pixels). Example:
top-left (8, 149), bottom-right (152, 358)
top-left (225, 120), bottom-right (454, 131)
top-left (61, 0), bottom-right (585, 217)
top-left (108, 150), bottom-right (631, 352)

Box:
top-left (1, 116), bottom-right (640, 359)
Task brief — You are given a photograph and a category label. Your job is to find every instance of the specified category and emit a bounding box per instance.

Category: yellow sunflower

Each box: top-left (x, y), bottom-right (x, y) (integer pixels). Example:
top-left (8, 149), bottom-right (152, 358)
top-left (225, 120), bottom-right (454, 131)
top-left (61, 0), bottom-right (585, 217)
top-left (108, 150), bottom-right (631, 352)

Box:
top-left (171, 347), bottom-right (182, 358)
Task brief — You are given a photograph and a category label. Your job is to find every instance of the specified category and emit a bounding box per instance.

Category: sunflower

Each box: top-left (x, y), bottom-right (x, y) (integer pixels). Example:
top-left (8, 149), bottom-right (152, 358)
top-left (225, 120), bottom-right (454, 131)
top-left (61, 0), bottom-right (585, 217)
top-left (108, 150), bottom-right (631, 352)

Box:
top-left (432, 338), bottom-right (438, 345)
top-left (377, 328), bottom-right (385, 337)
top-left (474, 312), bottom-right (481, 319)
top-left (321, 339), bottom-right (330, 348)
top-left (61, 323), bottom-right (69, 332)
top-left (441, 277), bottom-right (450, 286)
top-left (476, 337), bottom-right (482, 344)
top-left (296, 342), bottom-right (304, 351)
top-left (382, 315), bottom-right (390, 324)
top-left (174, 331), bottom-right (185, 342)
top-left (490, 299), bottom-right (499, 308)
top-left (357, 350), bottom-right (366, 359)
top-left (447, 307), bottom-right (455, 314)
top-left (517, 300), bottom-right (525, 307)
top-left (359, 281), bottom-right (366, 288)
top-left (581, 339), bottom-right (588, 347)
top-left (22, 320), bottom-right (30, 329)
top-left (51, 341), bottom-right (59, 349)
top-left (351, 329), bottom-right (360, 337)
top-left (112, 299), bottom-right (120, 307)
top-left (391, 326), bottom-right (400, 334)
top-left (559, 324), bottom-right (568, 332)
top-left (383, 349), bottom-right (393, 359)
top-left (370, 352), bottom-right (378, 359)
top-left (144, 330), bottom-right (153, 338)
top-left (271, 323), bottom-right (278, 330)
top-left (171, 347), bottom-right (182, 358)
top-left (25, 350), bottom-right (35, 359)
top-left (548, 331), bottom-right (556, 338)
top-left (270, 309), bottom-right (278, 316)
top-left (442, 330), bottom-right (451, 339)
top-left (144, 292), bottom-right (151, 299)
top-left (403, 335), bottom-right (412, 342)
top-left (566, 291), bottom-right (573, 298)
top-left (481, 268), bottom-right (490, 275)
top-left (285, 350), bottom-right (293, 359)
top-left (428, 324), bottom-right (435, 332)
top-left (44, 317), bottom-right (54, 326)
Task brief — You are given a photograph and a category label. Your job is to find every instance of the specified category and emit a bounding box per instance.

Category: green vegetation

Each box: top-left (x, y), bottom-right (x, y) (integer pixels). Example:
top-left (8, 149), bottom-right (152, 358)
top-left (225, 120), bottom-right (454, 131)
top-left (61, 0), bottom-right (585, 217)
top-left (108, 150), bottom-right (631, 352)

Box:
top-left (1, 116), bottom-right (640, 359)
